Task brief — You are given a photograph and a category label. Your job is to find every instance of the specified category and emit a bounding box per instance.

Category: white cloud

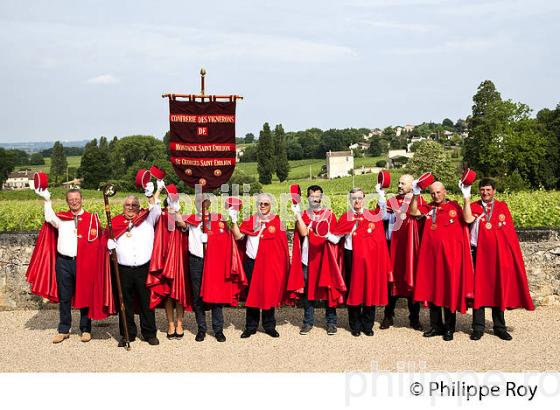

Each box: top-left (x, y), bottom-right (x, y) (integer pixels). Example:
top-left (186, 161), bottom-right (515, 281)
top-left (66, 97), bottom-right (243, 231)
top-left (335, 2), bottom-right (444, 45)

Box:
top-left (353, 19), bottom-right (435, 33)
top-left (85, 74), bottom-right (119, 85)
top-left (387, 37), bottom-right (502, 55)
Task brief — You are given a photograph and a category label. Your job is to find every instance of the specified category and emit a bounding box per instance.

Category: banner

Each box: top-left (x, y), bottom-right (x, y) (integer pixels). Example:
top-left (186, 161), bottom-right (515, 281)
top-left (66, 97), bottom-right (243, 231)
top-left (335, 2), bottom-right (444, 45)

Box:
top-left (168, 100), bottom-right (237, 190)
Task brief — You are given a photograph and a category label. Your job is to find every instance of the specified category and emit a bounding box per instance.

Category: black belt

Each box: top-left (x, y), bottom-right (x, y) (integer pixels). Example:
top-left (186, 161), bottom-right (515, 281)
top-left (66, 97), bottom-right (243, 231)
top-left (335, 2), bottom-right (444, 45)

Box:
top-left (118, 262), bottom-right (150, 269)
top-left (57, 254), bottom-right (76, 261)
top-left (189, 254), bottom-right (204, 261)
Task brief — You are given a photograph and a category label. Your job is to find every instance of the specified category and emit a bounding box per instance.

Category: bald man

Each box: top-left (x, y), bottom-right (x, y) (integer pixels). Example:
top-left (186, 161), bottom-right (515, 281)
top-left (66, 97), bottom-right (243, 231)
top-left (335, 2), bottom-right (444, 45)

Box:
top-left (409, 180), bottom-right (474, 341)
top-left (379, 174), bottom-right (426, 331)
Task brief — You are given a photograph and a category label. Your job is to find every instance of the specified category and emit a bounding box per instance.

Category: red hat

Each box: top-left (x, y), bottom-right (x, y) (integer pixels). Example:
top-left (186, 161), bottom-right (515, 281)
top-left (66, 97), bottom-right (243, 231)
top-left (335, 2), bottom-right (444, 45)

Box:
top-left (417, 172), bottom-right (435, 190)
top-left (34, 172), bottom-right (48, 190)
top-left (165, 183), bottom-right (179, 201)
top-left (289, 184), bottom-right (301, 204)
top-left (313, 220), bottom-right (330, 237)
top-left (225, 197), bottom-right (243, 211)
top-left (377, 170), bottom-right (391, 189)
top-left (149, 165), bottom-right (166, 180)
top-left (135, 169), bottom-right (151, 189)
top-left (461, 168), bottom-right (477, 186)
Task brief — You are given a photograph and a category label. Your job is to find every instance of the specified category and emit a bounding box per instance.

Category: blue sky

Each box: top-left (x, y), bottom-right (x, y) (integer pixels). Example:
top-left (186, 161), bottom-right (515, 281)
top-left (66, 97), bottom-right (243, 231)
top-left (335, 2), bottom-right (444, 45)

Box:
top-left (0, 0), bottom-right (559, 142)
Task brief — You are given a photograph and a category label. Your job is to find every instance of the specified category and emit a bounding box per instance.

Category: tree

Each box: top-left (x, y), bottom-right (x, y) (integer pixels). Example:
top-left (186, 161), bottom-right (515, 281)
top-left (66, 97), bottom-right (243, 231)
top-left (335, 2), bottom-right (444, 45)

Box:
top-left (79, 138), bottom-right (113, 189)
top-left (50, 141), bottom-right (68, 185)
top-left (274, 124), bottom-right (289, 182)
top-left (536, 104), bottom-right (560, 189)
top-left (0, 148), bottom-right (15, 186)
top-left (442, 118), bottom-right (454, 128)
top-left (6, 149), bottom-right (29, 166)
top-left (256, 123), bottom-right (275, 184)
top-left (367, 137), bottom-right (382, 156)
top-left (405, 140), bottom-right (457, 189)
top-left (239, 145), bottom-right (257, 162)
top-left (110, 135), bottom-right (166, 178)
top-left (454, 118), bottom-right (468, 133)
top-left (244, 133), bottom-right (255, 144)
top-left (286, 140), bottom-right (303, 160)
top-left (29, 153), bottom-right (45, 165)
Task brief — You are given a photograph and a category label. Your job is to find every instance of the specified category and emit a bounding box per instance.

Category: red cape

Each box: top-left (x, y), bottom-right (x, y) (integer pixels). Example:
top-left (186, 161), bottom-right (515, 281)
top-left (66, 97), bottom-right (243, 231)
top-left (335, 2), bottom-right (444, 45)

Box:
top-left (413, 200), bottom-right (474, 313)
top-left (387, 194), bottom-right (426, 297)
top-left (239, 214), bottom-right (290, 309)
top-left (331, 209), bottom-right (392, 306)
top-left (111, 209), bottom-right (150, 239)
top-left (26, 210), bottom-right (115, 320)
top-left (470, 200), bottom-right (534, 310)
top-left (287, 209), bottom-right (346, 307)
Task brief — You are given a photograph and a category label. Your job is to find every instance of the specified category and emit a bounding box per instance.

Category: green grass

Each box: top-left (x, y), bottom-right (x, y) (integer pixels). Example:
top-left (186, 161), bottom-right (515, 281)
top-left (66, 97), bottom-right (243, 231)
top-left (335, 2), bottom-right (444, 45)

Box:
top-left (16, 156), bottom-right (82, 173)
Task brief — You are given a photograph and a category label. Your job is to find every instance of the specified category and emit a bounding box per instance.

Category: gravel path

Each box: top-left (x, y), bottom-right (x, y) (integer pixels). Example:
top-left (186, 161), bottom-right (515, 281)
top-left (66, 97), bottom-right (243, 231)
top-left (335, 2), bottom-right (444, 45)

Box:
top-left (1, 305), bottom-right (558, 372)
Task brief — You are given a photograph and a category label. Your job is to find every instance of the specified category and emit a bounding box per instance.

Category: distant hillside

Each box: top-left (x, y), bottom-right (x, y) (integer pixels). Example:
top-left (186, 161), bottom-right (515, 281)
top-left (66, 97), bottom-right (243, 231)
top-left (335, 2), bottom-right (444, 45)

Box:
top-left (0, 140), bottom-right (89, 153)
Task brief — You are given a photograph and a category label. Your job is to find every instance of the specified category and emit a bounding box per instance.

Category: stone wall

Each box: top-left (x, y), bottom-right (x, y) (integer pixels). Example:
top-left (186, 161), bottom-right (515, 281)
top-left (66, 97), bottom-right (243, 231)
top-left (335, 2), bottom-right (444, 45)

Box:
top-left (1, 229), bottom-right (559, 310)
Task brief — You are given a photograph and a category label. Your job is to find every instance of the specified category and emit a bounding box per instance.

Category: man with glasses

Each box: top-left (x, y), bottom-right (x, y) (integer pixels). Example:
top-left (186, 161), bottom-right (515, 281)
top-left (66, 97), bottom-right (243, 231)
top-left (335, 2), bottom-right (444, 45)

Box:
top-left (288, 185), bottom-right (345, 336)
top-left (230, 193), bottom-right (290, 338)
top-left (329, 188), bottom-right (392, 337)
top-left (28, 188), bottom-right (111, 344)
top-left (107, 181), bottom-right (163, 346)
top-left (461, 178), bottom-right (534, 341)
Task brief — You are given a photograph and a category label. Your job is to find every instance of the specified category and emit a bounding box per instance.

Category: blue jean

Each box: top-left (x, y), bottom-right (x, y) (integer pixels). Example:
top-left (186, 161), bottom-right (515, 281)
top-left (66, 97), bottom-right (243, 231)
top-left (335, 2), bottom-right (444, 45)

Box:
top-left (302, 264), bottom-right (337, 326)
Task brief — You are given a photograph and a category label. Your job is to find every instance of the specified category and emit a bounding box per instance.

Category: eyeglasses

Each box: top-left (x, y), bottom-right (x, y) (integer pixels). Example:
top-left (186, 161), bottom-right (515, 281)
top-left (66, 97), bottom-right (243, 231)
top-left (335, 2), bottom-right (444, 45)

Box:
top-left (124, 203), bottom-right (139, 208)
top-left (258, 202), bottom-right (271, 207)
top-left (350, 196), bottom-right (364, 201)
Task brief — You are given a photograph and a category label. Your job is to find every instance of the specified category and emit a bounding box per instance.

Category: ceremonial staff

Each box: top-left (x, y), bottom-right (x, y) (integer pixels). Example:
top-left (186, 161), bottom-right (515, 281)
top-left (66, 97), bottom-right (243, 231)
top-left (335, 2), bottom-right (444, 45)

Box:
top-left (102, 183), bottom-right (132, 351)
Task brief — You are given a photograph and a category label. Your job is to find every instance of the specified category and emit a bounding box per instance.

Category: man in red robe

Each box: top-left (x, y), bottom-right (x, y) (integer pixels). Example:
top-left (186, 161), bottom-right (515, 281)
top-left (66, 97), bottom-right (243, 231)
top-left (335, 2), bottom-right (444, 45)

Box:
top-left (287, 185), bottom-right (346, 336)
top-left (230, 193), bottom-right (290, 338)
top-left (329, 187), bottom-right (392, 337)
top-left (27, 188), bottom-right (113, 344)
top-left (410, 181), bottom-right (474, 341)
top-left (461, 177), bottom-right (534, 341)
top-left (171, 194), bottom-right (247, 343)
top-left (378, 174), bottom-right (425, 331)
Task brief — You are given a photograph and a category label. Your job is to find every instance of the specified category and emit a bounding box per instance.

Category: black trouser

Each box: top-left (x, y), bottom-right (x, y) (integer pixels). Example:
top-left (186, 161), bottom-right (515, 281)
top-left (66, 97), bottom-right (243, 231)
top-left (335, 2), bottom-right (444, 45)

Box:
top-left (189, 254), bottom-right (224, 333)
top-left (302, 264), bottom-right (337, 326)
top-left (118, 263), bottom-right (157, 340)
top-left (472, 307), bottom-right (506, 332)
top-left (56, 255), bottom-right (91, 334)
top-left (384, 292), bottom-right (421, 323)
top-left (243, 257), bottom-right (276, 332)
top-left (344, 249), bottom-right (376, 332)
top-left (429, 304), bottom-right (456, 333)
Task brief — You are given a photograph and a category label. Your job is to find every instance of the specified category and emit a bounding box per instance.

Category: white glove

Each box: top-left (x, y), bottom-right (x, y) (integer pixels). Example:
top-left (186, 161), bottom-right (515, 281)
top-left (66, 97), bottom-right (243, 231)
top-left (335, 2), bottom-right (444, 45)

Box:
top-left (107, 239), bottom-right (118, 251)
top-left (326, 233), bottom-right (340, 244)
top-left (144, 182), bottom-right (154, 197)
top-left (200, 233), bottom-right (208, 243)
top-left (168, 200), bottom-right (180, 213)
top-left (291, 203), bottom-right (301, 217)
top-left (375, 183), bottom-right (386, 203)
top-left (35, 188), bottom-right (51, 201)
top-left (459, 181), bottom-right (472, 199)
top-left (412, 180), bottom-right (422, 195)
top-left (228, 209), bottom-right (239, 222)
top-left (156, 179), bottom-right (165, 191)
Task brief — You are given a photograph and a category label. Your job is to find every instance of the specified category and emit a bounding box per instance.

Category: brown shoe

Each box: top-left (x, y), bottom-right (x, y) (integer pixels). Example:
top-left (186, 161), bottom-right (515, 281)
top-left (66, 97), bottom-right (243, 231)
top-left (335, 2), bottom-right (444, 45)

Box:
top-left (81, 332), bottom-right (92, 343)
top-left (52, 333), bottom-right (70, 344)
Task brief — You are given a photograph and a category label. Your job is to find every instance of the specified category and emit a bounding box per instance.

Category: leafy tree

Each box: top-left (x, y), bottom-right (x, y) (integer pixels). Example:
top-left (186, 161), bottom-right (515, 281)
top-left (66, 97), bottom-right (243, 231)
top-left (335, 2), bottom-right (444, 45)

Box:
top-left (29, 153), bottom-right (45, 165)
top-left (442, 118), bottom-right (454, 128)
top-left (536, 104), bottom-right (560, 188)
top-left (454, 118), bottom-right (468, 133)
top-left (256, 123), bottom-right (275, 184)
top-left (244, 133), bottom-right (255, 144)
top-left (50, 141), bottom-right (68, 185)
top-left (286, 140), bottom-right (303, 160)
top-left (0, 148), bottom-right (15, 186)
top-left (367, 137), bottom-right (382, 156)
top-left (274, 124), bottom-right (289, 182)
top-left (6, 149), bottom-right (29, 166)
top-left (110, 135), bottom-right (166, 178)
top-left (239, 145), bottom-right (257, 162)
top-left (405, 140), bottom-right (457, 189)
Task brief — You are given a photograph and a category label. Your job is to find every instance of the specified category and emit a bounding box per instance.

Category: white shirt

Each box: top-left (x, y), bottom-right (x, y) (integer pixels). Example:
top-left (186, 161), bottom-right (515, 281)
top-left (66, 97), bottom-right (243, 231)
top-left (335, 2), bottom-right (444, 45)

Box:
top-left (301, 236), bottom-right (309, 265)
top-left (116, 204), bottom-right (161, 266)
top-left (44, 201), bottom-right (82, 257)
top-left (245, 223), bottom-right (266, 260)
top-left (188, 223), bottom-right (204, 258)
top-left (344, 209), bottom-right (363, 251)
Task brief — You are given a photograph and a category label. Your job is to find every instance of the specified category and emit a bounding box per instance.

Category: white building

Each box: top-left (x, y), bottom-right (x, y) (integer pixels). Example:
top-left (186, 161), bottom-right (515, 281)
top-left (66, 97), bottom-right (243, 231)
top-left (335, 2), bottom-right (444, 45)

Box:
top-left (326, 151), bottom-right (353, 179)
top-left (2, 170), bottom-right (34, 190)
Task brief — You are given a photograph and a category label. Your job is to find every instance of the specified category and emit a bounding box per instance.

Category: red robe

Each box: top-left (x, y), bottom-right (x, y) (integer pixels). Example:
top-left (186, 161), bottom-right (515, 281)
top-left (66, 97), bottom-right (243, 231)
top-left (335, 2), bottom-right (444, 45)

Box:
top-left (387, 194), bottom-right (426, 297)
top-left (470, 200), bottom-right (534, 311)
top-left (184, 213), bottom-right (247, 306)
top-left (413, 200), bottom-right (474, 313)
top-left (331, 209), bottom-right (392, 306)
top-left (287, 209), bottom-right (346, 307)
top-left (239, 214), bottom-right (290, 309)
top-left (26, 210), bottom-right (115, 320)
top-left (145, 208), bottom-right (193, 310)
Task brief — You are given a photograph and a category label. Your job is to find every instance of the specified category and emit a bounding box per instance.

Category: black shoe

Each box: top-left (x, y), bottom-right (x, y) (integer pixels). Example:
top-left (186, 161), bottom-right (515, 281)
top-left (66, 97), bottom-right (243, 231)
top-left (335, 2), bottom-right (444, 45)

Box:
top-left (265, 329), bottom-right (280, 338)
top-left (495, 330), bottom-right (512, 341)
top-left (326, 325), bottom-right (337, 335)
top-left (410, 320), bottom-right (423, 331)
top-left (423, 328), bottom-right (443, 338)
top-left (442, 330), bottom-right (454, 341)
top-left (470, 331), bottom-right (484, 341)
top-left (195, 331), bottom-right (206, 342)
top-left (166, 331), bottom-right (176, 340)
top-left (215, 332), bottom-right (226, 342)
top-left (363, 330), bottom-right (374, 336)
top-left (351, 330), bottom-right (361, 337)
top-left (175, 332), bottom-right (184, 339)
top-left (240, 329), bottom-right (256, 339)
top-left (117, 336), bottom-right (136, 347)
top-left (147, 337), bottom-right (160, 346)
top-left (380, 316), bottom-right (393, 329)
